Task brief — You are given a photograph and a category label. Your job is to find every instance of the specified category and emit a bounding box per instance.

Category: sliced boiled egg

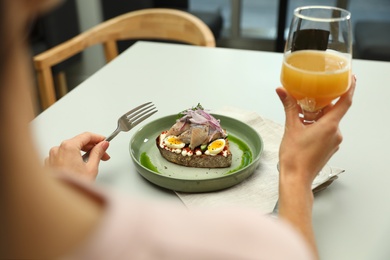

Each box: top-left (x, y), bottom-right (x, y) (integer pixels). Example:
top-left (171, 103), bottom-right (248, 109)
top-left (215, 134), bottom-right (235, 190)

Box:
top-left (164, 135), bottom-right (186, 149)
top-left (206, 139), bottom-right (225, 155)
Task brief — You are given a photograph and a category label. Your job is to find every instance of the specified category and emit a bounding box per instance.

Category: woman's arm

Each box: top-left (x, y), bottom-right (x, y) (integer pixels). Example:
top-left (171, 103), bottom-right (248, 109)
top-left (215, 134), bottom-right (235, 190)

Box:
top-left (276, 76), bottom-right (356, 258)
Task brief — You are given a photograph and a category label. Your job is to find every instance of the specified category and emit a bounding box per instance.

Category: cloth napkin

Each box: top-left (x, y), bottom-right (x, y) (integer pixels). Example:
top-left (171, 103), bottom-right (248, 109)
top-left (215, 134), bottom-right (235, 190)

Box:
top-left (175, 106), bottom-right (345, 214)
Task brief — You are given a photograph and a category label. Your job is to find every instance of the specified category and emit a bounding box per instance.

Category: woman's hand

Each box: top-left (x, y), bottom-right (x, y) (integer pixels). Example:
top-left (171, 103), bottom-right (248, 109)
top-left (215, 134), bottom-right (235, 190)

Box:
top-left (45, 132), bottom-right (111, 181)
top-left (277, 75), bottom-right (356, 189)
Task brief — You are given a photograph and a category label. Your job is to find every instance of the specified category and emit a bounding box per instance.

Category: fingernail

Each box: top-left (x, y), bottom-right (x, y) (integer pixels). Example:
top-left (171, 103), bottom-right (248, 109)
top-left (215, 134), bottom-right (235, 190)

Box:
top-left (101, 141), bottom-right (109, 150)
top-left (353, 74), bottom-right (357, 82)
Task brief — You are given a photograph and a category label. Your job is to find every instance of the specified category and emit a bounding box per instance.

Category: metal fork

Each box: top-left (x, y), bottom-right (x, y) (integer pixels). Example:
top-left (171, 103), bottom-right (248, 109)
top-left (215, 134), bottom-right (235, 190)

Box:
top-left (82, 102), bottom-right (157, 162)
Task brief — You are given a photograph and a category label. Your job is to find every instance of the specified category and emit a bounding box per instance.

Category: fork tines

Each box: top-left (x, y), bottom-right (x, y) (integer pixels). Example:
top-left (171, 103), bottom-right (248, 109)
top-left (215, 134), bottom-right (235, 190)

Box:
top-left (126, 102), bottom-right (157, 126)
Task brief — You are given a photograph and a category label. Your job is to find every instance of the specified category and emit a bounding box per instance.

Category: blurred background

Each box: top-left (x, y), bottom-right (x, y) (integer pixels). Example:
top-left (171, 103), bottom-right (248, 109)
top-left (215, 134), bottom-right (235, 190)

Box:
top-left (30, 0), bottom-right (390, 101)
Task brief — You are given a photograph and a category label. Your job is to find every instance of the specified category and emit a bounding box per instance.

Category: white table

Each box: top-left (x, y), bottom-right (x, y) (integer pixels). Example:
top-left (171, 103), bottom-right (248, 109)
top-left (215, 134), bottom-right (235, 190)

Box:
top-left (31, 41), bottom-right (390, 260)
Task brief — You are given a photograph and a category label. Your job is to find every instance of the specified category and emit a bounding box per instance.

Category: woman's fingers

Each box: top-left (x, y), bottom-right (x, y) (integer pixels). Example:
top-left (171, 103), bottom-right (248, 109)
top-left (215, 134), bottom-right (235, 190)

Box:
top-left (66, 132), bottom-right (106, 151)
top-left (324, 75), bottom-right (356, 123)
top-left (276, 87), bottom-right (302, 127)
top-left (85, 141), bottom-right (110, 171)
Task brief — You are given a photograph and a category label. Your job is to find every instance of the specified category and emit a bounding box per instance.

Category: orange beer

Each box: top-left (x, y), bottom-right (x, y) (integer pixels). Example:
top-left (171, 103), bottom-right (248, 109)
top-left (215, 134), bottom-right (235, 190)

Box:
top-left (281, 50), bottom-right (351, 112)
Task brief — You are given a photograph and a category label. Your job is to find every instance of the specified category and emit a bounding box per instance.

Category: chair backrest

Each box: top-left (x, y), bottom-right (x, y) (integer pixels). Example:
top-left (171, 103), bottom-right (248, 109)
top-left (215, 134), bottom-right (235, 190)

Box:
top-left (34, 8), bottom-right (216, 110)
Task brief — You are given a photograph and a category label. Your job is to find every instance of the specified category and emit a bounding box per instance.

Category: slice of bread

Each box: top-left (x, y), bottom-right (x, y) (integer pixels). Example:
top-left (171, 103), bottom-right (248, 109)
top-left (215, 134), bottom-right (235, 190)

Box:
top-left (156, 134), bottom-right (232, 168)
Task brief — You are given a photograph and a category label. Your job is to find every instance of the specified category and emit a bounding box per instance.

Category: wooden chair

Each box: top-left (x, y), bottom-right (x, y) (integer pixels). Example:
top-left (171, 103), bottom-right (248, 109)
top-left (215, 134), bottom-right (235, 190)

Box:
top-left (33, 8), bottom-right (216, 110)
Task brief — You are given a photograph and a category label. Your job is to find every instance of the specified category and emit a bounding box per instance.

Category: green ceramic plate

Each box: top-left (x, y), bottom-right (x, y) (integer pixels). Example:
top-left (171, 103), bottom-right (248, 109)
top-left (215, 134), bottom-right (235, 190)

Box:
top-left (129, 114), bottom-right (263, 192)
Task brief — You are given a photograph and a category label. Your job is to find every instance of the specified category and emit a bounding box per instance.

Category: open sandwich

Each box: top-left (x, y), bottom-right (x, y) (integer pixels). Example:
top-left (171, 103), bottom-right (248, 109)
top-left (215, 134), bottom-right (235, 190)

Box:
top-left (156, 104), bottom-right (232, 168)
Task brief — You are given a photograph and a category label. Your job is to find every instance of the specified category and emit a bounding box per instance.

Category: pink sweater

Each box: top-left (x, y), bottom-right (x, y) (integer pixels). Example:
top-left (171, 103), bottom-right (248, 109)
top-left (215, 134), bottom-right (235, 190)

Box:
top-left (63, 176), bottom-right (314, 260)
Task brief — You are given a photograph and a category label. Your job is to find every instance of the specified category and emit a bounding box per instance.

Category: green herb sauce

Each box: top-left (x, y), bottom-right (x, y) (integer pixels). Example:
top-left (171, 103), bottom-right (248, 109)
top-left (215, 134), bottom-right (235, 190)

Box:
top-left (224, 135), bottom-right (252, 175)
top-left (140, 134), bottom-right (252, 174)
top-left (140, 152), bottom-right (160, 173)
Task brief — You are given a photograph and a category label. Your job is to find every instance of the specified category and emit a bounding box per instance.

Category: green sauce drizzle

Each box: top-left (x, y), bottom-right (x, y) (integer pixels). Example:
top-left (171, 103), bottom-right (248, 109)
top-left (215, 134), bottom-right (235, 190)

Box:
top-left (224, 135), bottom-right (252, 175)
top-left (140, 152), bottom-right (160, 173)
top-left (140, 134), bottom-right (253, 175)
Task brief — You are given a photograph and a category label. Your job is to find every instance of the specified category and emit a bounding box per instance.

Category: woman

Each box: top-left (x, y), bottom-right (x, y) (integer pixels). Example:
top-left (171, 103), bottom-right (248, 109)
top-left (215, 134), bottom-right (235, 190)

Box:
top-left (0, 0), bottom-right (355, 259)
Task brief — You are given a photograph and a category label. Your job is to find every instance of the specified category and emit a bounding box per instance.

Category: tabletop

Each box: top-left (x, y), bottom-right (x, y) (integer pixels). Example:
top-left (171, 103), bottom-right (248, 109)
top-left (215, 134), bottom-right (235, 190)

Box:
top-left (31, 41), bottom-right (390, 260)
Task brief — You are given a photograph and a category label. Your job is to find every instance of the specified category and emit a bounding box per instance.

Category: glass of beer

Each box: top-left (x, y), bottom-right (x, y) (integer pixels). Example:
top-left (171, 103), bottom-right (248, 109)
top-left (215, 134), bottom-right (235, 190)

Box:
top-left (280, 6), bottom-right (352, 123)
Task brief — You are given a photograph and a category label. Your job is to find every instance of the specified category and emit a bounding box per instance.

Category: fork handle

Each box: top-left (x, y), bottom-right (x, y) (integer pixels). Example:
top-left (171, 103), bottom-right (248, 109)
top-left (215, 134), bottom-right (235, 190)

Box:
top-left (82, 150), bottom-right (92, 162)
top-left (105, 128), bottom-right (120, 142)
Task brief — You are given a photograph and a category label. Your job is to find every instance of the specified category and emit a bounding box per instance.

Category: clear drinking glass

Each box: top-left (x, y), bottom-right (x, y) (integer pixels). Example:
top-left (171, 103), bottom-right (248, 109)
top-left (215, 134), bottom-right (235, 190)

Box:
top-left (280, 6), bottom-right (352, 123)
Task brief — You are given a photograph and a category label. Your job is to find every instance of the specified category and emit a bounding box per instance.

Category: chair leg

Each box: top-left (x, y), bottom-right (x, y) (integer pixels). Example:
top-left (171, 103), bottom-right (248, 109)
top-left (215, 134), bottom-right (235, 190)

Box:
top-left (36, 68), bottom-right (57, 110)
top-left (104, 41), bottom-right (119, 62)
top-left (54, 72), bottom-right (68, 98)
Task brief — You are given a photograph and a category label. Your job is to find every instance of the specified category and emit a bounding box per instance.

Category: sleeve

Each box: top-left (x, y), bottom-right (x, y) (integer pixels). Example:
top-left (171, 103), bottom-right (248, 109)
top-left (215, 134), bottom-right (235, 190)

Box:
top-left (61, 177), bottom-right (314, 260)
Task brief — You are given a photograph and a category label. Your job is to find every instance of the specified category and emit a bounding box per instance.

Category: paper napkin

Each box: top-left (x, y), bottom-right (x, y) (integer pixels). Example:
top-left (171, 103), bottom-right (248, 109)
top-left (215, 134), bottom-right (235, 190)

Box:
top-left (175, 106), bottom-right (345, 214)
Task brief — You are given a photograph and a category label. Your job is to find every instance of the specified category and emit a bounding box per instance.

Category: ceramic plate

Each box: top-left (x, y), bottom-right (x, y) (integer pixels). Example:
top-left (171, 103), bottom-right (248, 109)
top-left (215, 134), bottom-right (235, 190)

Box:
top-left (129, 114), bottom-right (263, 192)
